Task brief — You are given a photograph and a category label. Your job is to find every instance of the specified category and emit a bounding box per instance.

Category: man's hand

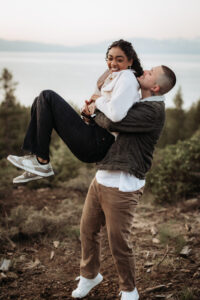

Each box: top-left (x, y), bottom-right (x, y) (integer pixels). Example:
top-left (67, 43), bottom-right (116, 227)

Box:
top-left (80, 101), bottom-right (96, 123)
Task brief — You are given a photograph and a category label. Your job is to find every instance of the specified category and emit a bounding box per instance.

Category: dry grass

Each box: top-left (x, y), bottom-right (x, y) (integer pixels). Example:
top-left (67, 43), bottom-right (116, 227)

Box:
top-left (158, 224), bottom-right (186, 254)
top-left (179, 288), bottom-right (195, 300)
top-left (0, 198), bottom-right (82, 243)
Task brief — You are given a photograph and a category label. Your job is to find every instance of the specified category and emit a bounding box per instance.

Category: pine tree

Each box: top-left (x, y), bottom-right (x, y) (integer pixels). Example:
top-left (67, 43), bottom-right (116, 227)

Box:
top-left (173, 87), bottom-right (183, 110)
top-left (0, 68), bottom-right (29, 158)
top-left (158, 87), bottom-right (185, 147)
top-left (0, 68), bottom-right (18, 107)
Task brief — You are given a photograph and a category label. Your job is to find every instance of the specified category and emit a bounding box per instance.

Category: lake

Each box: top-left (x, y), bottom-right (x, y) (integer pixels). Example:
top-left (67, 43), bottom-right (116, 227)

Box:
top-left (0, 52), bottom-right (199, 109)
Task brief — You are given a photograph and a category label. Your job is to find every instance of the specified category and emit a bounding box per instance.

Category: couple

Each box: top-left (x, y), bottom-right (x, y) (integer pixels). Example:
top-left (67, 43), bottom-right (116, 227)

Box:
top-left (7, 40), bottom-right (176, 300)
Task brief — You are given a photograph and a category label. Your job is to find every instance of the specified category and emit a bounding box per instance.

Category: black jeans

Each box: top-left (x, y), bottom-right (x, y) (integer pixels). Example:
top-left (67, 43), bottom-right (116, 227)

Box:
top-left (23, 90), bottom-right (114, 163)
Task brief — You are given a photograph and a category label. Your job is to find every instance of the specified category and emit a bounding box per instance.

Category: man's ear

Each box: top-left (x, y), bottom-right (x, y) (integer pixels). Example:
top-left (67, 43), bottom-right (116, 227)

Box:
top-left (151, 85), bottom-right (160, 93)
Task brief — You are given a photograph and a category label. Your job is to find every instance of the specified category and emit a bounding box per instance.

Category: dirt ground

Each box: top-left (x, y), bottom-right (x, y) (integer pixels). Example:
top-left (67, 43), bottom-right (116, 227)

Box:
top-left (0, 186), bottom-right (200, 300)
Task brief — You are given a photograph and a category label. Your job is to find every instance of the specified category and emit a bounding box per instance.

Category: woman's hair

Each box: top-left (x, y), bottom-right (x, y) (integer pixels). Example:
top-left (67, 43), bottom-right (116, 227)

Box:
top-left (106, 39), bottom-right (143, 77)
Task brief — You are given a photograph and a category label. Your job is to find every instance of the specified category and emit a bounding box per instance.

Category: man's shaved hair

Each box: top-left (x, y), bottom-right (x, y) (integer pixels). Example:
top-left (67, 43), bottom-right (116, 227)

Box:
top-left (157, 65), bottom-right (176, 95)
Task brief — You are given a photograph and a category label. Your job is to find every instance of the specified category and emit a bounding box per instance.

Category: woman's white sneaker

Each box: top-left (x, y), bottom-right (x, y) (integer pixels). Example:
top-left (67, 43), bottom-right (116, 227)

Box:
top-left (7, 155), bottom-right (54, 177)
top-left (71, 273), bottom-right (103, 298)
top-left (13, 171), bottom-right (43, 183)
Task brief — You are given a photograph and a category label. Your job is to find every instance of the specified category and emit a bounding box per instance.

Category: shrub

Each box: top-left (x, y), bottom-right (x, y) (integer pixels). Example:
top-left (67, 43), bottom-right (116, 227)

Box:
top-left (0, 198), bottom-right (82, 242)
top-left (50, 139), bottom-right (83, 184)
top-left (0, 158), bottom-right (20, 198)
top-left (147, 130), bottom-right (200, 204)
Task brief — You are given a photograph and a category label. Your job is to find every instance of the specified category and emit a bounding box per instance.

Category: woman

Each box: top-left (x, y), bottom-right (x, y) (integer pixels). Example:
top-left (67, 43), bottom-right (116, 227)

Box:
top-left (7, 40), bottom-right (143, 183)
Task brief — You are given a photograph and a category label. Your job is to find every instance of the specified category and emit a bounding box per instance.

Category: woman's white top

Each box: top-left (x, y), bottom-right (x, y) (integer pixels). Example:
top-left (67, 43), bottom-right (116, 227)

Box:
top-left (95, 69), bottom-right (140, 122)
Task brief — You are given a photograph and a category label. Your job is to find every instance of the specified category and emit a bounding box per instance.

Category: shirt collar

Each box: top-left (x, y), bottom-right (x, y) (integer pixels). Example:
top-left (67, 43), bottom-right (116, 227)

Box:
top-left (140, 95), bottom-right (165, 102)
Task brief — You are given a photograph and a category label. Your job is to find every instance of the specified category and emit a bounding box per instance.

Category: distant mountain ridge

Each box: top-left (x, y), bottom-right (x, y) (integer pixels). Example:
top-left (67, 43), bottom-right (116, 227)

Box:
top-left (0, 37), bottom-right (200, 54)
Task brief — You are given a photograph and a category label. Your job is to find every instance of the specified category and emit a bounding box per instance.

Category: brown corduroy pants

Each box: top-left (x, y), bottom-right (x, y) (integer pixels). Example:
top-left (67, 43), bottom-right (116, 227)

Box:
top-left (80, 177), bottom-right (144, 291)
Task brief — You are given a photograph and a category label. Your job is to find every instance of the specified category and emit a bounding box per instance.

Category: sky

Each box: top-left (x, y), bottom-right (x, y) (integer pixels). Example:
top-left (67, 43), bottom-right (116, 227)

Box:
top-left (0, 0), bottom-right (199, 46)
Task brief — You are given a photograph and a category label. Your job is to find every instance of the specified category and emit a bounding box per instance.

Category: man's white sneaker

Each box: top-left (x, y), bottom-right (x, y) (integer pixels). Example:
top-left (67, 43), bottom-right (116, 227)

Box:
top-left (7, 155), bottom-right (54, 177)
top-left (71, 273), bottom-right (103, 298)
top-left (13, 171), bottom-right (43, 183)
top-left (119, 288), bottom-right (139, 300)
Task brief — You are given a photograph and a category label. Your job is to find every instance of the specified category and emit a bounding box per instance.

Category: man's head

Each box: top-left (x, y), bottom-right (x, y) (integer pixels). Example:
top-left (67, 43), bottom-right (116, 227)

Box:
top-left (138, 65), bottom-right (176, 97)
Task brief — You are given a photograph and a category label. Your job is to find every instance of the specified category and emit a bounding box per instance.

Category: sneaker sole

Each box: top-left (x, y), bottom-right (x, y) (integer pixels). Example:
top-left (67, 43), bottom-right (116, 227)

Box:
top-left (13, 175), bottom-right (43, 184)
top-left (7, 156), bottom-right (54, 177)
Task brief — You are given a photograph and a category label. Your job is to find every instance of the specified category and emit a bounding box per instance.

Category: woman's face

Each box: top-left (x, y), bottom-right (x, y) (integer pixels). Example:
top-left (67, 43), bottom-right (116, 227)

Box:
top-left (106, 47), bottom-right (133, 73)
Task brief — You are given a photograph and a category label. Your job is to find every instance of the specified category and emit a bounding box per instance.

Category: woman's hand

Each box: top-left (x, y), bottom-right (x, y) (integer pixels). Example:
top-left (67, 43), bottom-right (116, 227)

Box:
top-left (88, 94), bottom-right (100, 103)
top-left (81, 101), bottom-right (96, 116)
top-left (87, 102), bottom-right (96, 115)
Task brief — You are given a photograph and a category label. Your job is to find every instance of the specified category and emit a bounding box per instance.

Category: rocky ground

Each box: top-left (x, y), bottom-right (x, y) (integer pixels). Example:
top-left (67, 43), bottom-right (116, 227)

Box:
top-left (0, 186), bottom-right (200, 300)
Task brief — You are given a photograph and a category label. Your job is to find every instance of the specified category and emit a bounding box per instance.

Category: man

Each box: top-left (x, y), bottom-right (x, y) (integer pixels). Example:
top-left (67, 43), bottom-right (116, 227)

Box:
top-left (72, 65), bottom-right (176, 300)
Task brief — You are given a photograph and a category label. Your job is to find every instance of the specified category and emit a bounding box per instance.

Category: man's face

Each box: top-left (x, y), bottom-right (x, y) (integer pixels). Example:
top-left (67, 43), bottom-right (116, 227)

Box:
top-left (137, 66), bottom-right (164, 91)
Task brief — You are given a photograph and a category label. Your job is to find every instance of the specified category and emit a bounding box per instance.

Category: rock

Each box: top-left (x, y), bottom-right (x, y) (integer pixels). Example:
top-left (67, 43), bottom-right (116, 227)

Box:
top-left (185, 223), bottom-right (192, 232)
top-left (180, 246), bottom-right (192, 257)
top-left (53, 241), bottom-right (60, 248)
top-left (0, 272), bottom-right (7, 281)
top-left (152, 238), bottom-right (160, 244)
top-left (146, 268), bottom-right (151, 273)
top-left (50, 251), bottom-right (55, 260)
top-left (0, 259), bottom-right (11, 272)
top-left (151, 226), bottom-right (158, 237)
top-left (19, 255), bottom-right (27, 262)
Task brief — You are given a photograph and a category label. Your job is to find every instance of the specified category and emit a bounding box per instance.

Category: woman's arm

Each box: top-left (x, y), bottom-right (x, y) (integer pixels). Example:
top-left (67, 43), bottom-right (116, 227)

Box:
top-left (95, 71), bottom-right (139, 122)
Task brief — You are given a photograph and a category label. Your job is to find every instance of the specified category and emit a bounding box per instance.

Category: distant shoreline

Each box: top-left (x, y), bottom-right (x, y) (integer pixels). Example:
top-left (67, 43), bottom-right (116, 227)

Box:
top-left (0, 37), bottom-right (200, 54)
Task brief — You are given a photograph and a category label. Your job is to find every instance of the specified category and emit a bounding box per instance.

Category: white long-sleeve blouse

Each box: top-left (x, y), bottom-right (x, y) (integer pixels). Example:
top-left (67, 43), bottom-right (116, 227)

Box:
top-left (95, 69), bottom-right (140, 122)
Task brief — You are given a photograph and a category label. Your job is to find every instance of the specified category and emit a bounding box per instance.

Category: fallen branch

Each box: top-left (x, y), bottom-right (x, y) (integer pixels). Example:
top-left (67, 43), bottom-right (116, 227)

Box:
top-left (144, 284), bottom-right (167, 293)
top-left (156, 245), bottom-right (169, 268)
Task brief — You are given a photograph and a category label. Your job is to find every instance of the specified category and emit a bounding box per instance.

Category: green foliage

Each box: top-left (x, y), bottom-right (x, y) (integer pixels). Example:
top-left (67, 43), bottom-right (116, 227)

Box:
top-left (0, 68), bottom-right (30, 158)
top-left (173, 87), bottom-right (183, 110)
top-left (158, 87), bottom-right (185, 147)
top-left (147, 130), bottom-right (200, 203)
top-left (0, 68), bottom-right (18, 107)
top-left (0, 158), bottom-right (20, 198)
top-left (158, 88), bottom-right (200, 149)
top-left (183, 99), bottom-right (200, 139)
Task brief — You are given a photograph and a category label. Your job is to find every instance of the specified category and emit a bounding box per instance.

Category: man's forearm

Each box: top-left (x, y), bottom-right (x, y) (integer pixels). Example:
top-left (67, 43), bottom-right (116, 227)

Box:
top-left (94, 103), bottom-right (159, 133)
